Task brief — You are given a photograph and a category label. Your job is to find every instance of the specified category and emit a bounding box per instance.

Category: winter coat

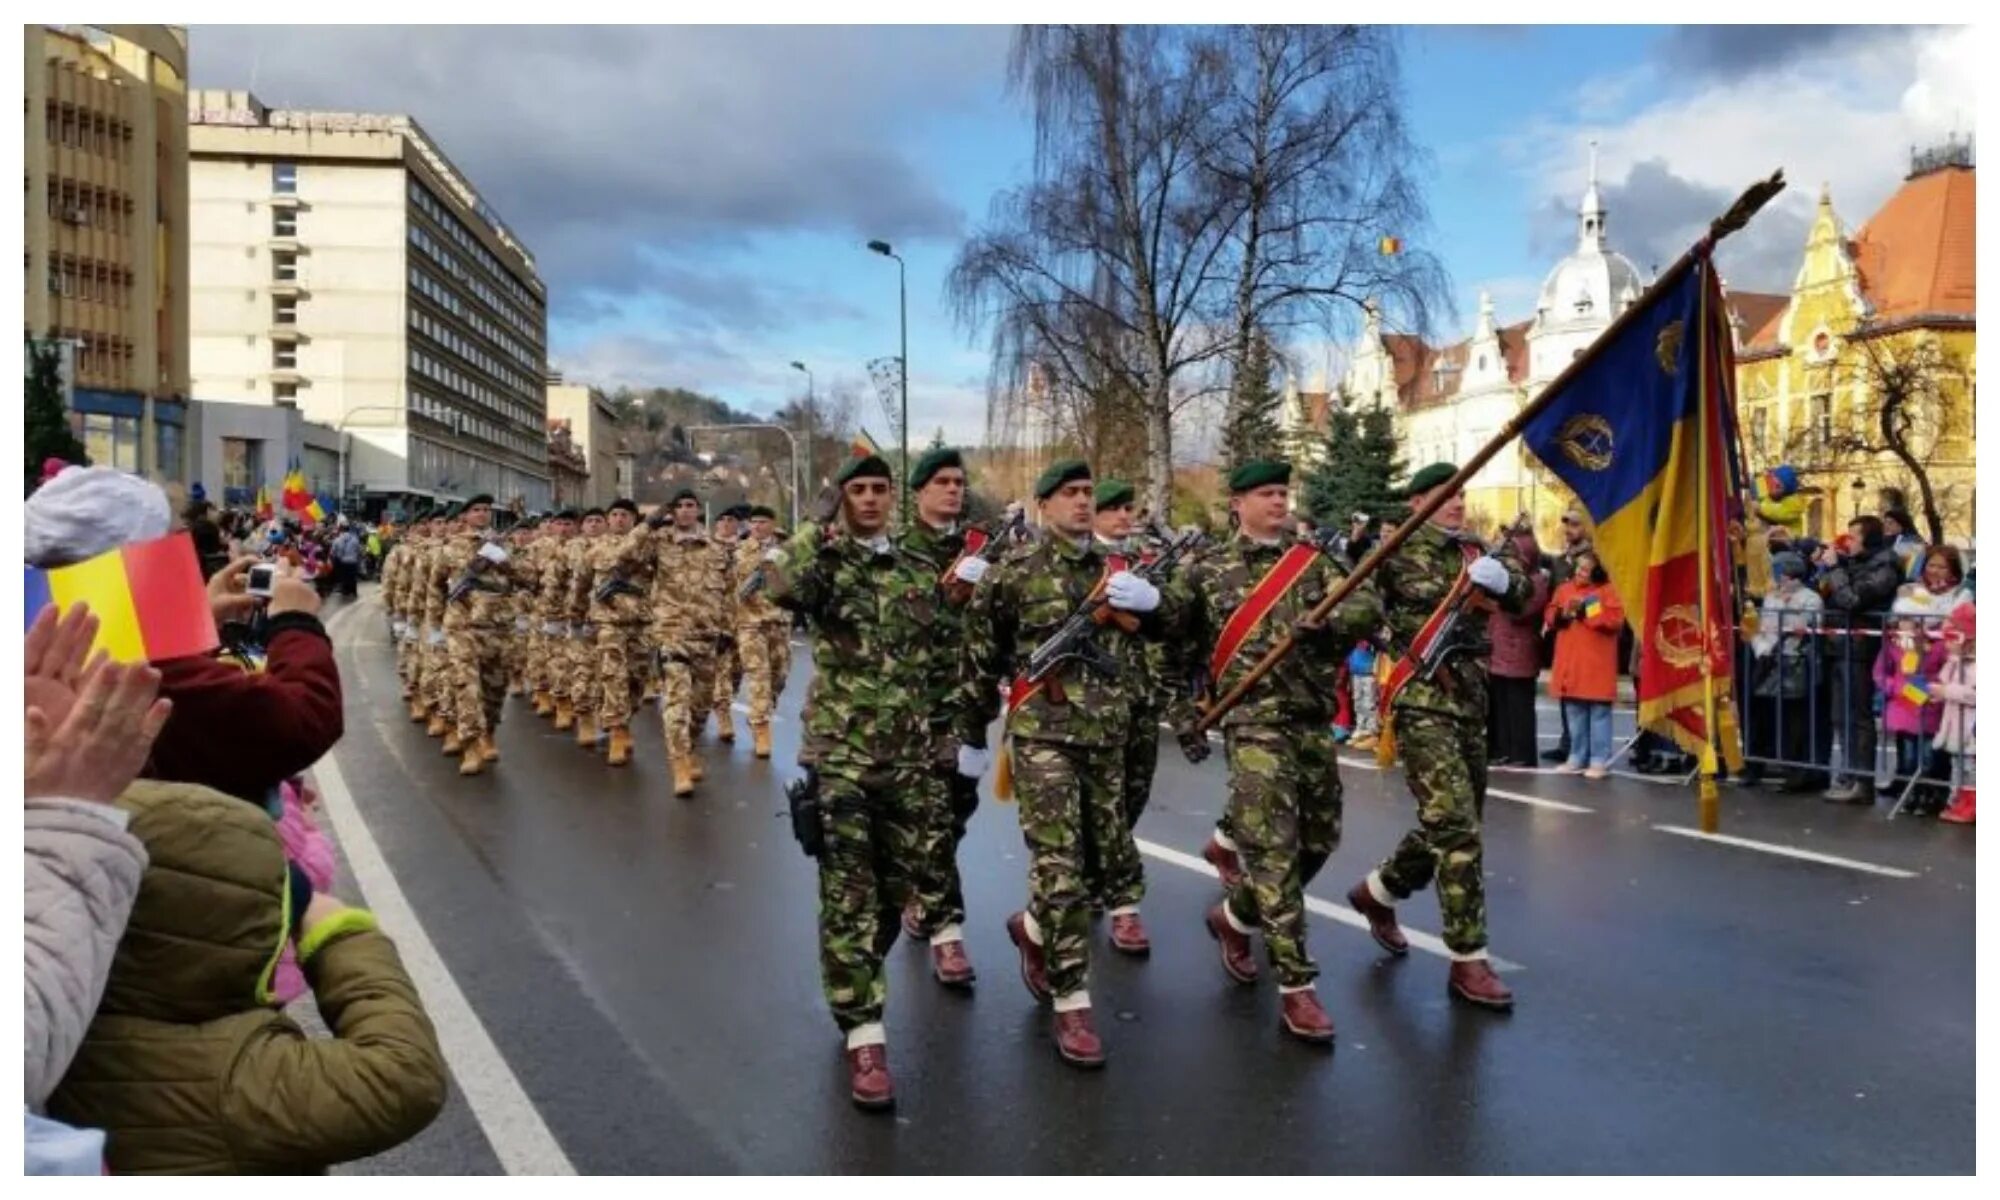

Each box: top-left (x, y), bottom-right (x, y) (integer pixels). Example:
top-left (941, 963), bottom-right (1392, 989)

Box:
top-left (1872, 631), bottom-right (1948, 737)
top-left (25, 797), bottom-right (148, 1111)
top-left (1750, 585), bottom-right (1823, 699)
top-left (1818, 544), bottom-right (1901, 626)
top-left (145, 612), bottom-right (343, 804)
top-left (1546, 578), bottom-right (1625, 703)
top-left (1932, 652), bottom-right (1976, 755)
top-left (1487, 563), bottom-right (1551, 680)
top-left (46, 781), bottom-right (446, 1175)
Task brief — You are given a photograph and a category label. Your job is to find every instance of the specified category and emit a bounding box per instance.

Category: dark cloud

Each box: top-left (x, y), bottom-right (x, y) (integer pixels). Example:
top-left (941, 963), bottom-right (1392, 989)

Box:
top-left (1529, 157), bottom-right (1810, 297)
top-left (189, 26), bottom-right (1005, 317)
top-left (1653, 25), bottom-right (1921, 81)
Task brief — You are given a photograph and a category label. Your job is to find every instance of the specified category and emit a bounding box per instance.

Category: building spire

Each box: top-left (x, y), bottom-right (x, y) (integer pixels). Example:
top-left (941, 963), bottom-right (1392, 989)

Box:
top-left (1579, 139), bottom-right (1607, 251)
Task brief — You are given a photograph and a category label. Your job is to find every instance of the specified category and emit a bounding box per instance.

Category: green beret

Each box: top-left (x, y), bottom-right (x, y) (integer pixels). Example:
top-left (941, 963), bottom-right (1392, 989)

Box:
top-left (1399, 462), bottom-right (1457, 499)
top-left (463, 492), bottom-right (495, 509)
top-left (1034, 458), bottom-right (1091, 501)
top-left (582, 507), bottom-right (606, 520)
top-left (670, 487), bottom-right (698, 505)
top-left (553, 508), bottom-right (579, 522)
top-left (910, 447), bottom-right (965, 489)
top-left (443, 501), bottom-right (465, 520)
top-left (608, 498), bottom-right (638, 516)
top-left (1093, 479), bottom-right (1135, 511)
top-left (747, 505), bottom-right (776, 520)
top-left (1227, 460), bottom-right (1291, 494)
top-left (836, 454), bottom-right (893, 487)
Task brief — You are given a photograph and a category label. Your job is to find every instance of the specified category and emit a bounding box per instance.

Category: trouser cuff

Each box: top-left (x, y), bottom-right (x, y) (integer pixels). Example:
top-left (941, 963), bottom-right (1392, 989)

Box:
top-left (1108, 904), bottom-right (1140, 918)
top-left (1222, 901), bottom-right (1257, 935)
top-left (1021, 910), bottom-right (1044, 946)
top-left (1366, 870), bottom-right (1398, 907)
top-left (929, 923), bottom-right (964, 947)
top-left (1212, 829), bottom-right (1238, 853)
top-left (845, 1022), bottom-right (886, 1049)
top-left (1449, 947), bottom-right (1490, 963)
top-left (1277, 983), bottom-right (1315, 996)
top-left (1052, 989), bottom-right (1091, 1013)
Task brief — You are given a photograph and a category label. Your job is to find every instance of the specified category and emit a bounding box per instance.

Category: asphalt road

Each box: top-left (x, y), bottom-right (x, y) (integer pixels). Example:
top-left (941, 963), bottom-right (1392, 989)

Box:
top-left (311, 588), bottom-right (1975, 1174)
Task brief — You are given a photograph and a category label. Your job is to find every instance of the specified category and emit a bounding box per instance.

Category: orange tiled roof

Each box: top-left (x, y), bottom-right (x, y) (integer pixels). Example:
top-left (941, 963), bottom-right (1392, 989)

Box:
top-left (1850, 164), bottom-right (1975, 323)
top-left (1730, 291), bottom-right (1789, 350)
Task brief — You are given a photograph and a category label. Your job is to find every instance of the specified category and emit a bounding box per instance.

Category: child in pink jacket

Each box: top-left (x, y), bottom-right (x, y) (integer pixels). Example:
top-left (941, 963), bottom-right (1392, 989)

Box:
top-left (1932, 605), bottom-right (1976, 823)
top-left (1874, 608), bottom-right (1949, 805)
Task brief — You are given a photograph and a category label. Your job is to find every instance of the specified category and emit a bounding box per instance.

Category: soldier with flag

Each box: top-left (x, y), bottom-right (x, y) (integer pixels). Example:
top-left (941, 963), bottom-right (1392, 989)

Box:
top-left (1342, 461), bottom-right (1530, 1010)
top-left (957, 459), bottom-right (1170, 1068)
top-left (1166, 460), bottom-right (1380, 1044)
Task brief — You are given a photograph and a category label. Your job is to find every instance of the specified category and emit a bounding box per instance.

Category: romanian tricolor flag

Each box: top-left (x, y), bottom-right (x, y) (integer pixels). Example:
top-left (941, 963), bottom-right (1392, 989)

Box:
top-left (1899, 679), bottom-right (1932, 707)
top-left (254, 484), bottom-right (274, 521)
top-left (281, 466), bottom-right (311, 513)
top-left (850, 427), bottom-right (882, 459)
top-left (1582, 594), bottom-right (1604, 620)
top-left (23, 532), bottom-right (219, 663)
top-left (1524, 256), bottom-right (1743, 770)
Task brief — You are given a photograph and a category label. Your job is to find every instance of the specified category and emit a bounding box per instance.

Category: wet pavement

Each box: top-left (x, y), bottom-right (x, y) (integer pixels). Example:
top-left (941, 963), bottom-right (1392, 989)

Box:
top-left (316, 590), bottom-right (1975, 1174)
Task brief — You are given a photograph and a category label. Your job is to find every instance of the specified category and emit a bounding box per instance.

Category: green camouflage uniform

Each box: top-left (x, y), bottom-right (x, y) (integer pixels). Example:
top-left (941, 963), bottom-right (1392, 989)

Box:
top-left (1168, 531), bottom-right (1380, 988)
top-left (766, 526), bottom-right (951, 1034)
top-left (896, 518), bottom-right (983, 939)
top-left (1081, 534), bottom-right (1166, 904)
top-left (958, 533), bottom-right (1163, 1001)
top-left (1370, 524), bottom-right (1529, 957)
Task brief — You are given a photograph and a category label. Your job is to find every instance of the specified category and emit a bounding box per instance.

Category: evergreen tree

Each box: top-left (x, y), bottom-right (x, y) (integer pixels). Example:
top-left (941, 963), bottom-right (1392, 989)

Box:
top-left (24, 337), bottom-right (87, 490)
top-left (1302, 394), bottom-right (1404, 525)
top-left (1220, 331), bottom-right (1284, 470)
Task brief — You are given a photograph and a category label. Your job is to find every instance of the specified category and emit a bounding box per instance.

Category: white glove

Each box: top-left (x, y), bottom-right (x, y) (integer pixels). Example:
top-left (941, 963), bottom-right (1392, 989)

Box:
top-left (514, 616), bottom-right (530, 633)
top-left (1106, 570), bottom-right (1160, 613)
top-left (425, 628), bottom-right (446, 647)
top-left (951, 555), bottom-right (991, 585)
top-left (391, 619), bottom-right (407, 639)
top-left (542, 620), bottom-right (565, 637)
top-left (1468, 556), bottom-right (1510, 595)
top-left (763, 547), bottom-right (786, 564)
top-left (956, 744), bottom-right (991, 779)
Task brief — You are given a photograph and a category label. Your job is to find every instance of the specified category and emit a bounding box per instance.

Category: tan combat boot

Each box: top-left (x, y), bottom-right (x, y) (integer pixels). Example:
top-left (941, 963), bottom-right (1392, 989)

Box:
top-left (672, 755), bottom-right (696, 798)
top-left (441, 731), bottom-right (464, 757)
top-left (554, 700), bottom-right (575, 731)
top-left (425, 713), bottom-right (448, 738)
top-left (410, 699), bottom-right (429, 723)
top-left (532, 690), bottom-right (553, 716)
top-left (688, 752), bottom-right (705, 783)
top-left (459, 745), bottom-right (486, 776)
top-left (607, 726), bottom-right (633, 767)
top-left (575, 713), bottom-right (598, 748)
top-left (477, 735), bottom-right (499, 764)
top-left (752, 722), bottom-right (773, 759)
top-left (716, 711), bottom-right (736, 743)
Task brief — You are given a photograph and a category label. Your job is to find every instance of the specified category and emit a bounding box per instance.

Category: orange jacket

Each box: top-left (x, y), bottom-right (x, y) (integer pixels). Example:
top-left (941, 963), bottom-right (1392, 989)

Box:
top-left (1546, 578), bottom-right (1625, 703)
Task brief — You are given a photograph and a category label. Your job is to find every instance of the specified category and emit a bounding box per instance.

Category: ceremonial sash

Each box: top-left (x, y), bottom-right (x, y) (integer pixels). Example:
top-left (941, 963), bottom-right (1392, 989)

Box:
top-left (1004, 554), bottom-right (1125, 716)
top-left (1207, 544), bottom-right (1317, 684)
top-left (1378, 541), bottom-right (1481, 713)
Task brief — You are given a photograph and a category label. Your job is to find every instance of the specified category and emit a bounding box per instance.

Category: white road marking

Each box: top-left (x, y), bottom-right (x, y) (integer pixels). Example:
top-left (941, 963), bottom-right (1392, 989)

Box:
top-left (1652, 825), bottom-right (1918, 879)
top-left (1134, 837), bottom-right (1522, 972)
top-left (1485, 786), bottom-right (1594, 814)
top-left (319, 602), bottom-right (577, 1175)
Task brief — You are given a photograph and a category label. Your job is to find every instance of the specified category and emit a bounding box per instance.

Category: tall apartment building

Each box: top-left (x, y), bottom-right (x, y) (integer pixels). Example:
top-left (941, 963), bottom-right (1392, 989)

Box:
top-left (24, 25), bottom-right (191, 479)
top-left (546, 374), bottom-right (625, 508)
top-left (187, 89), bottom-right (550, 512)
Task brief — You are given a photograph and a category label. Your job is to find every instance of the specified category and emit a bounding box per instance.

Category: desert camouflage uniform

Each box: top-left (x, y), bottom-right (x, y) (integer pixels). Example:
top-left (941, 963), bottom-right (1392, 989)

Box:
top-left (710, 533), bottom-right (744, 728)
top-left (766, 525), bottom-right (950, 1035)
top-left (650, 529), bottom-right (730, 764)
top-left (506, 534), bottom-right (539, 692)
top-left (380, 537), bottom-right (417, 697)
top-left (732, 535), bottom-right (793, 726)
top-left (1369, 525), bottom-right (1529, 957)
top-left (1168, 531), bottom-right (1380, 988)
top-left (562, 534), bottom-right (600, 709)
top-left (530, 531), bottom-right (574, 706)
top-left (581, 524), bottom-right (657, 737)
top-left (958, 533), bottom-right (1165, 1002)
top-left (414, 536), bottom-right (454, 718)
top-left (432, 531), bottom-right (536, 746)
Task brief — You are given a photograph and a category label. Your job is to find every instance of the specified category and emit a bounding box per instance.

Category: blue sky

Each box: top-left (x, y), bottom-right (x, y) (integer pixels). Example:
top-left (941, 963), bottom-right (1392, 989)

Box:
top-left (190, 25), bottom-right (1973, 446)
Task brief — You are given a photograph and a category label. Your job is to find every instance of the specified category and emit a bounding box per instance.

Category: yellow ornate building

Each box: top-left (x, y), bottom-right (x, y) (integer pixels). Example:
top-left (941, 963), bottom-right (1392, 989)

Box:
top-left (1737, 141), bottom-right (1976, 542)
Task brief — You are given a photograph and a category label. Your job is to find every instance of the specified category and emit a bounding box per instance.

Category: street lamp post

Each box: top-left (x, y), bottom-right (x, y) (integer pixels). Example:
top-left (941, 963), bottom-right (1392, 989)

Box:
top-left (789, 360), bottom-right (814, 495)
top-left (867, 239), bottom-right (909, 524)
top-left (684, 423), bottom-right (802, 531)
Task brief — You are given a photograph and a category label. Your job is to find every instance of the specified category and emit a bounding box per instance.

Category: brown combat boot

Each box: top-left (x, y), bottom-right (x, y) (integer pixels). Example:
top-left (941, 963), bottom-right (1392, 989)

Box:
top-left (554, 700), bottom-right (575, 731)
top-left (607, 726), bottom-right (633, 767)
top-left (1203, 834), bottom-right (1246, 890)
top-left (1051, 1007), bottom-right (1106, 1068)
top-left (1448, 959), bottom-right (1514, 1011)
top-left (458, 746), bottom-right (485, 776)
top-left (671, 756), bottom-right (695, 797)
top-left (752, 721), bottom-right (773, 759)
top-left (846, 1044), bottom-right (894, 1111)
top-left (1347, 877), bottom-right (1410, 957)
top-left (441, 732), bottom-right (464, 757)
top-left (931, 939), bottom-right (976, 988)
top-left (716, 711), bottom-right (736, 743)
top-left (1279, 988), bottom-right (1336, 1044)
top-left (476, 735), bottom-right (499, 764)
top-left (574, 714), bottom-right (597, 748)
top-left (425, 714), bottom-right (449, 738)
top-left (1204, 903), bottom-right (1259, 984)
top-left (1005, 911), bottom-right (1051, 1004)
top-left (1108, 911), bottom-right (1151, 957)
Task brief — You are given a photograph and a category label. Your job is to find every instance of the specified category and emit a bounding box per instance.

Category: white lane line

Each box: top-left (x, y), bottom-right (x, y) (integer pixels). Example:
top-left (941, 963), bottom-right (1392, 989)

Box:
top-left (318, 623), bottom-right (577, 1175)
top-left (1134, 837), bottom-right (1523, 973)
top-left (1652, 825), bottom-right (1918, 879)
top-left (1485, 786), bottom-right (1594, 814)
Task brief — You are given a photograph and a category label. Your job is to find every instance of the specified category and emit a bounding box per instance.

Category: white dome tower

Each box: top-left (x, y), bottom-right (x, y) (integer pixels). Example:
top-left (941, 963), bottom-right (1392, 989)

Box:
top-left (1528, 141), bottom-right (1645, 379)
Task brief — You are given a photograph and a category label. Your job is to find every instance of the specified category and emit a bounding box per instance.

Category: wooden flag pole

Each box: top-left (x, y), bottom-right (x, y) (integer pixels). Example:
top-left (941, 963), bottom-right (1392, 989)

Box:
top-left (1196, 170), bottom-right (1786, 733)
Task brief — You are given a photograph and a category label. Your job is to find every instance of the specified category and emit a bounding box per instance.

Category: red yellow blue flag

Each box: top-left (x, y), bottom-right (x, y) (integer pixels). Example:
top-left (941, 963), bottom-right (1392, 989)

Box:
top-left (1524, 257), bottom-right (1743, 769)
top-left (24, 531), bottom-right (219, 663)
top-left (850, 428), bottom-right (882, 459)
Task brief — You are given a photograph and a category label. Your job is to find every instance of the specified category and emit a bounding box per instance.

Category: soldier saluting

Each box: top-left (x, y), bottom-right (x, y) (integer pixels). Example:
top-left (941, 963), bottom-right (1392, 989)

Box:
top-left (1343, 461), bottom-right (1529, 1010)
top-left (763, 454), bottom-right (953, 1112)
top-left (1166, 460), bottom-right (1380, 1044)
top-left (957, 459), bottom-right (1169, 1069)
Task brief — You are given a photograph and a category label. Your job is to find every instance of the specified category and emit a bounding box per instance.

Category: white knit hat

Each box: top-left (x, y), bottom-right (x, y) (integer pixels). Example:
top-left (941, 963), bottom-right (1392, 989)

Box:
top-left (23, 466), bottom-right (172, 567)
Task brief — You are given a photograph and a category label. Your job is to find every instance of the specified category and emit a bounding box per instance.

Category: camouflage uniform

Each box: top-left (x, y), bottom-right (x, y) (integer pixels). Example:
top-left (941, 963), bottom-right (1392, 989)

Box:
top-left (958, 534), bottom-right (1163, 1002)
top-left (1169, 532), bottom-right (1380, 988)
top-left (732, 535), bottom-right (793, 726)
top-left (1369, 525), bottom-right (1529, 958)
top-left (581, 525), bottom-right (657, 737)
top-left (767, 527), bottom-right (951, 1035)
top-left (650, 529), bottom-right (731, 765)
top-left (415, 536), bottom-right (454, 719)
top-left (506, 534), bottom-right (538, 692)
top-left (1081, 534), bottom-right (1168, 903)
top-left (380, 538), bottom-right (416, 697)
top-left (710, 534), bottom-right (744, 729)
top-left (562, 535), bottom-right (600, 710)
top-left (431, 531), bottom-right (536, 746)
top-left (894, 519), bottom-right (983, 939)
top-left (532, 531), bottom-right (575, 708)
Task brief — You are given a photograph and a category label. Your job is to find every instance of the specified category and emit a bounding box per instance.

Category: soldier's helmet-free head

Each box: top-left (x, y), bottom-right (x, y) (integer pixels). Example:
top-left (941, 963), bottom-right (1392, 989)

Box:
top-left (581, 507), bottom-right (608, 535)
top-left (608, 498), bottom-right (638, 532)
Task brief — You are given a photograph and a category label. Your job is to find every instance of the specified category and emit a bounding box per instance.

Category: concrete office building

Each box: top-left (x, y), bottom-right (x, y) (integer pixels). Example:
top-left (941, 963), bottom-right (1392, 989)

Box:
top-left (187, 89), bottom-right (550, 513)
top-left (24, 24), bottom-right (191, 478)
top-left (546, 374), bottom-right (625, 508)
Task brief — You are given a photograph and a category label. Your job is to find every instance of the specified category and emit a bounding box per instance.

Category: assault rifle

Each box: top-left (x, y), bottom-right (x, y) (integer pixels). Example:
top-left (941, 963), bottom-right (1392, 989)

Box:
top-left (593, 573), bottom-right (646, 606)
top-left (1019, 527), bottom-right (1202, 695)
top-left (447, 536), bottom-right (511, 603)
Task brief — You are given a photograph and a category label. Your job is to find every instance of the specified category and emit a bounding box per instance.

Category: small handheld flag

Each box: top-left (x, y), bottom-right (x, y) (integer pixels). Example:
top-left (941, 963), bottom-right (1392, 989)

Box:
top-left (1900, 680), bottom-right (1931, 706)
top-left (24, 532), bottom-right (219, 663)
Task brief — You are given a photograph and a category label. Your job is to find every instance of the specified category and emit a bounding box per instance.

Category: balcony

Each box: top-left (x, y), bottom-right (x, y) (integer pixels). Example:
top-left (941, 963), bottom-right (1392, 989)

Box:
top-left (268, 326), bottom-right (308, 344)
top-left (270, 368), bottom-right (306, 386)
top-left (269, 282), bottom-right (309, 300)
top-left (270, 194), bottom-right (303, 210)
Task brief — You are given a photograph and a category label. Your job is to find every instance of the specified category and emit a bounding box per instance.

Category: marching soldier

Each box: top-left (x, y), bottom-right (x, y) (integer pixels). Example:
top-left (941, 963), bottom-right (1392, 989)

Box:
top-left (529, 510), bottom-right (578, 718)
top-left (505, 517), bottom-right (540, 698)
top-left (650, 488), bottom-right (731, 797)
top-left (708, 504), bottom-right (746, 742)
top-left (958, 459), bottom-right (1170, 1068)
top-left (1167, 460), bottom-right (1380, 1044)
top-left (731, 504), bottom-right (792, 760)
top-left (764, 454), bottom-right (952, 1111)
top-left (895, 447), bottom-right (991, 988)
top-left (557, 508), bottom-right (607, 737)
top-left (382, 505), bottom-right (426, 718)
top-left (1341, 461), bottom-right (1528, 1010)
top-left (429, 495), bottom-right (535, 776)
top-left (418, 504), bottom-right (463, 745)
top-left (579, 498), bottom-right (655, 766)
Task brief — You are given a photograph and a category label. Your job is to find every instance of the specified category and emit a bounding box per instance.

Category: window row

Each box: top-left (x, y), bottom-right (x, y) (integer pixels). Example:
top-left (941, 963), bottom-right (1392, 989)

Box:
top-left (405, 225), bottom-right (538, 366)
top-left (407, 179), bottom-right (544, 321)
top-left (406, 219), bottom-right (543, 351)
top-left (46, 103), bottom-right (133, 159)
top-left (59, 329), bottom-right (136, 381)
top-left (407, 395), bottom-right (543, 463)
top-left (45, 256), bottom-right (136, 307)
top-left (46, 179), bottom-right (135, 234)
top-left (407, 294), bottom-right (538, 405)
top-left (408, 348), bottom-right (540, 450)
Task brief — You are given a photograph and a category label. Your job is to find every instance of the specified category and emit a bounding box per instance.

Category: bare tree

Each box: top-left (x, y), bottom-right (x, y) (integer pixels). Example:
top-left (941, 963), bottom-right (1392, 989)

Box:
top-left (950, 26), bottom-right (1237, 514)
top-left (1202, 25), bottom-right (1450, 431)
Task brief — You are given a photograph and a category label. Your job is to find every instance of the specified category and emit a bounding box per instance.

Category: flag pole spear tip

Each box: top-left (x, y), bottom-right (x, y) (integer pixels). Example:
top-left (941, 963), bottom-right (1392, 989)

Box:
top-left (1709, 170), bottom-right (1787, 243)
